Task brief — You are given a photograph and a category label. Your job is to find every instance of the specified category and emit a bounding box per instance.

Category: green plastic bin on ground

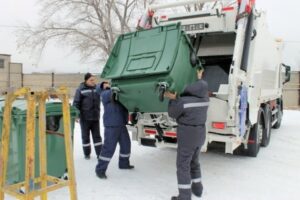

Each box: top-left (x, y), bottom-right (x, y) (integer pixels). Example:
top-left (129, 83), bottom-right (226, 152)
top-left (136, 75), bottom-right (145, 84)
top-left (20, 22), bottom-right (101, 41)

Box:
top-left (101, 23), bottom-right (201, 113)
top-left (0, 99), bottom-right (78, 184)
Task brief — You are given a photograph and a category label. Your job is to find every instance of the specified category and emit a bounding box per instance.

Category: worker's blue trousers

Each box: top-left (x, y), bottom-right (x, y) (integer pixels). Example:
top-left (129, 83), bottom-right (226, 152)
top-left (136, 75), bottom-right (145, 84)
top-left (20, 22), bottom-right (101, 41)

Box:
top-left (95, 126), bottom-right (131, 173)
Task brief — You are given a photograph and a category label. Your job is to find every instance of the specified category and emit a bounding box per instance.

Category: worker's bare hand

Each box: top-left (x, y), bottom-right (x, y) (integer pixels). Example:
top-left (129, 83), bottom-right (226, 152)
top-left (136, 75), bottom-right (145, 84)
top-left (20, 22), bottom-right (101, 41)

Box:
top-left (197, 69), bottom-right (204, 79)
top-left (164, 91), bottom-right (177, 100)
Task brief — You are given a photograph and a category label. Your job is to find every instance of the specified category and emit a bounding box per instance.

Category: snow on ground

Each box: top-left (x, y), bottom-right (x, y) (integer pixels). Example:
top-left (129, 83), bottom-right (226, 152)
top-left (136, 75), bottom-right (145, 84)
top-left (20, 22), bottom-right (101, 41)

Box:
top-left (5, 110), bottom-right (300, 200)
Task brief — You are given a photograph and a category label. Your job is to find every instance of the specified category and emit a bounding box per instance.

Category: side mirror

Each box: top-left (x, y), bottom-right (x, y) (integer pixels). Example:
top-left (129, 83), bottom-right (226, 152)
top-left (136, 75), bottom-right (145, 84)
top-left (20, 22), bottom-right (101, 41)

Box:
top-left (282, 64), bottom-right (291, 84)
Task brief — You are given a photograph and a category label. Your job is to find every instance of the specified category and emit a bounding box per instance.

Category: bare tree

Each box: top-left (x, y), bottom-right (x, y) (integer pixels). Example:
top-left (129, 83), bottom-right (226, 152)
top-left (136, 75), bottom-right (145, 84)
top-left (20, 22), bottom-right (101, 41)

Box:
top-left (17, 0), bottom-right (156, 62)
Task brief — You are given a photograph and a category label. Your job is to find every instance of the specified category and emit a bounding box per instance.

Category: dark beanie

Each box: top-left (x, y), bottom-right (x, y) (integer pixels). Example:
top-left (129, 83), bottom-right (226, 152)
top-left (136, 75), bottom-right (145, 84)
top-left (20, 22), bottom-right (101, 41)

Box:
top-left (100, 81), bottom-right (109, 89)
top-left (84, 73), bottom-right (93, 82)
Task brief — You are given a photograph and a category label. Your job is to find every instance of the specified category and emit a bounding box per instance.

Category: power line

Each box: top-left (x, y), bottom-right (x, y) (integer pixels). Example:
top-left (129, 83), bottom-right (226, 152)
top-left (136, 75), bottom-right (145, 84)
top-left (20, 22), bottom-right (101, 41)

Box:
top-left (1, 25), bottom-right (300, 43)
top-left (0, 24), bottom-right (136, 33)
top-left (284, 41), bottom-right (300, 43)
top-left (0, 25), bottom-right (27, 29)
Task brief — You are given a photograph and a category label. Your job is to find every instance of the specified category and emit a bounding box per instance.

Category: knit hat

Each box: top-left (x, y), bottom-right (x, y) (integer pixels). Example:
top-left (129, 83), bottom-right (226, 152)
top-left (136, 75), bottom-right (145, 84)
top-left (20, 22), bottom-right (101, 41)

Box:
top-left (100, 81), bottom-right (109, 90)
top-left (84, 73), bottom-right (93, 82)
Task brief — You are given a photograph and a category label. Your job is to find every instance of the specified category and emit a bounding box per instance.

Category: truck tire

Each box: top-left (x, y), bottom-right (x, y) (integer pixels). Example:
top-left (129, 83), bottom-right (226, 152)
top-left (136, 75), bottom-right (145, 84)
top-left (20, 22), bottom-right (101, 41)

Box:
top-left (247, 108), bottom-right (263, 157)
top-left (273, 99), bottom-right (283, 129)
top-left (261, 105), bottom-right (272, 147)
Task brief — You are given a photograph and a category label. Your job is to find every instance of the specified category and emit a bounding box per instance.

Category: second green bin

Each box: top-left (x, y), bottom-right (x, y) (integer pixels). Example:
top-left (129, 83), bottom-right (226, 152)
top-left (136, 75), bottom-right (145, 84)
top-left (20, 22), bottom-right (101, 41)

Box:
top-left (0, 99), bottom-right (78, 184)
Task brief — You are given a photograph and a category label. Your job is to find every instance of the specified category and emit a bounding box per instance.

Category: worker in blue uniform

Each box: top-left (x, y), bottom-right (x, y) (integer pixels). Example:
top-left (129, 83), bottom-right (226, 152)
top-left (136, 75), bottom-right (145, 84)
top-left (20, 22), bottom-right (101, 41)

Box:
top-left (73, 73), bottom-right (102, 160)
top-left (165, 68), bottom-right (209, 200)
top-left (95, 82), bottom-right (134, 179)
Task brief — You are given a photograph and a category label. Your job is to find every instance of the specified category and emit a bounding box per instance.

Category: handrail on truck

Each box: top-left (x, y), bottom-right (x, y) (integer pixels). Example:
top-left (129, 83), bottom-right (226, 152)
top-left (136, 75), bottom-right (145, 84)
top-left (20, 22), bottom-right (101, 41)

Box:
top-left (149, 0), bottom-right (217, 11)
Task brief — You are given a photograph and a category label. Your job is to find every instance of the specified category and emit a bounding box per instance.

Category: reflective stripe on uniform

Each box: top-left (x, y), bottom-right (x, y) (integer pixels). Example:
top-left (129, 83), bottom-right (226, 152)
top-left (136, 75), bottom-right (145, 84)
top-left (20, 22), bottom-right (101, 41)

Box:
top-left (120, 153), bottom-right (130, 158)
top-left (82, 143), bottom-right (91, 147)
top-left (178, 184), bottom-right (191, 189)
top-left (98, 156), bottom-right (111, 162)
top-left (183, 102), bottom-right (209, 109)
top-left (192, 178), bottom-right (202, 183)
top-left (81, 90), bottom-right (93, 94)
top-left (94, 142), bottom-right (102, 146)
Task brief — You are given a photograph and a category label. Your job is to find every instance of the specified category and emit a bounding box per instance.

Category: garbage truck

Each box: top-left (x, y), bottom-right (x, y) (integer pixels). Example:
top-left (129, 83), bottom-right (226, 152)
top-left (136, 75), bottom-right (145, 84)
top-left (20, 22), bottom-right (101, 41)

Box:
top-left (101, 0), bottom-right (291, 157)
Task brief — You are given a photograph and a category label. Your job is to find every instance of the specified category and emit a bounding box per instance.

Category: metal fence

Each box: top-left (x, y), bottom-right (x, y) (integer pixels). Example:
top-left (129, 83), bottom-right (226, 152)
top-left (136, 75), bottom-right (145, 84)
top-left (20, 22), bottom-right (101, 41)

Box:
top-left (1, 72), bottom-right (299, 109)
top-left (0, 73), bottom-right (103, 97)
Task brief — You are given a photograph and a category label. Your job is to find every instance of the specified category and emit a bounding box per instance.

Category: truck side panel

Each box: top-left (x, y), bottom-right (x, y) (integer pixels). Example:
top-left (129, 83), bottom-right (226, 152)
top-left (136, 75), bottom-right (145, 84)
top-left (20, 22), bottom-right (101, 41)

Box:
top-left (247, 12), bottom-right (283, 125)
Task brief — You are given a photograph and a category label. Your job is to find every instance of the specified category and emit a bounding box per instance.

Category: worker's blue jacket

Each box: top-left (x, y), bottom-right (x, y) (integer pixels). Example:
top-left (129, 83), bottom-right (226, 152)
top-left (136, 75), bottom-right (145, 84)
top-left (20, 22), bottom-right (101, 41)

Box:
top-left (98, 87), bottom-right (129, 127)
top-left (73, 83), bottom-right (100, 121)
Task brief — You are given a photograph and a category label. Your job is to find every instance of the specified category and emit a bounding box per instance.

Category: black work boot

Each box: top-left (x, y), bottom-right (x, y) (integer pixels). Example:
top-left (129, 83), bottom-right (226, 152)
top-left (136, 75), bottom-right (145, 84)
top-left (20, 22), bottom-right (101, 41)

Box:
top-left (84, 155), bottom-right (91, 160)
top-left (119, 165), bottom-right (134, 170)
top-left (192, 182), bottom-right (203, 197)
top-left (171, 196), bottom-right (179, 200)
top-left (96, 171), bottom-right (107, 179)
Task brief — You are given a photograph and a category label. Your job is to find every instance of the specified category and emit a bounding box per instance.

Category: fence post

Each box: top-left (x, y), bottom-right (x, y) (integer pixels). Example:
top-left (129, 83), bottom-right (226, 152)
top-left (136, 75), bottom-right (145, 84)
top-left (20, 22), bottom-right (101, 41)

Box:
top-left (52, 72), bottom-right (55, 87)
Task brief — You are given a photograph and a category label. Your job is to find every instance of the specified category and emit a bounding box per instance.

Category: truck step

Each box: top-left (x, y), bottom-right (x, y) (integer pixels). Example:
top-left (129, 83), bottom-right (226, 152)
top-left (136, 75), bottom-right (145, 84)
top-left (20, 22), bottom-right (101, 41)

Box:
top-left (141, 138), bottom-right (156, 147)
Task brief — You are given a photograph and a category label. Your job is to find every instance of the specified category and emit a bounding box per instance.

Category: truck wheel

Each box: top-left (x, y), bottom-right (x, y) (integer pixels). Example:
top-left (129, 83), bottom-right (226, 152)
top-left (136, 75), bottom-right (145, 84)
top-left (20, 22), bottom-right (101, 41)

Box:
top-left (273, 100), bottom-right (283, 129)
top-left (261, 105), bottom-right (272, 147)
top-left (247, 108), bottom-right (263, 157)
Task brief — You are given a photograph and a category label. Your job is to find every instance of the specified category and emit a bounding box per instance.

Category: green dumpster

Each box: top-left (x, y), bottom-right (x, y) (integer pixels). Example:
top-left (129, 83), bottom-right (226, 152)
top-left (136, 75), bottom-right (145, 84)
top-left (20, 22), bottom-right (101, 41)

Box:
top-left (101, 23), bottom-right (201, 113)
top-left (0, 99), bottom-right (78, 184)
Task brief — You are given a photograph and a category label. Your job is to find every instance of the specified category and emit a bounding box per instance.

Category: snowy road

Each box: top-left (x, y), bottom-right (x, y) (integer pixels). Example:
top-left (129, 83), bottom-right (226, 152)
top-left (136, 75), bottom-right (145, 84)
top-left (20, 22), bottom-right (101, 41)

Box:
top-left (6, 110), bottom-right (300, 200)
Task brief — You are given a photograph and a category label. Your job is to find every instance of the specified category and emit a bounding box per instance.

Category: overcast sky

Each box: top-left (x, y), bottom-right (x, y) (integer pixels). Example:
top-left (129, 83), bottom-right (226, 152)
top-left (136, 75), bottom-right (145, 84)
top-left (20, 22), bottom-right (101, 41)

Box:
top-left (0, 0), bottom-right (299, 73)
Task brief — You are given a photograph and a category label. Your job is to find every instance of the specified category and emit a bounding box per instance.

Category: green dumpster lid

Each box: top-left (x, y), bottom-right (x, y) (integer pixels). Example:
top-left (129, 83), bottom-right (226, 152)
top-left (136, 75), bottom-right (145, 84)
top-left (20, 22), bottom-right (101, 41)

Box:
top-left (101, 23), bottom-right (189, 79)
top-left (0, 99), bottom-right (30, 116)
top-left (0, 99), bottom-right (78, 117)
